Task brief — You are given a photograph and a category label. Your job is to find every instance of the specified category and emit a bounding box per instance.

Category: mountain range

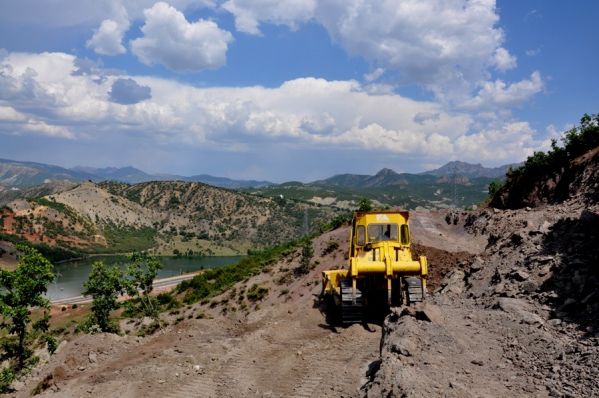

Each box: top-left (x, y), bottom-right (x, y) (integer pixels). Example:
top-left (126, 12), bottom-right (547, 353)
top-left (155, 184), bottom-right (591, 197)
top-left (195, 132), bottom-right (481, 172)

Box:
top-left (0, 158), bottom-right (516, 190)
top-left (0, 159), bottom-right (272, 189)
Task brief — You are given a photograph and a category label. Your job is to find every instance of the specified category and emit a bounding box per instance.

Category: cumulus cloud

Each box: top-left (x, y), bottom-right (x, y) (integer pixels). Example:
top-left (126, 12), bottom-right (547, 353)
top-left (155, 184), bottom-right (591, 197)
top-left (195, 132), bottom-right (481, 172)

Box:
top-left (131, 2), bottom-right (233, 72)
top-left (223, 0), bottom-right (512, 96)
top-left (87, 18), bottom-right (130, 55)
top-left (0, 51), bottom-right (547, 164)
top-left (461, 71), bottom-right (544, 110)
top-left (222, 0), bottom-right (315, 35)
top-left (108, 78), bottom-right (152, 105)
top-left (0, 0), bottom-right (213, 28)
top-left (493, 47), bottom-right (517, 71)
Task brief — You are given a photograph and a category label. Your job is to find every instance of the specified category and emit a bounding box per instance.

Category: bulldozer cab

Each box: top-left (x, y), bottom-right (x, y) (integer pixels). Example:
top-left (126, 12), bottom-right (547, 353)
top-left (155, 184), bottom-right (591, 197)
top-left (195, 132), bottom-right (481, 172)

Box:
top-left (351, 212), bottom-right (412, 258)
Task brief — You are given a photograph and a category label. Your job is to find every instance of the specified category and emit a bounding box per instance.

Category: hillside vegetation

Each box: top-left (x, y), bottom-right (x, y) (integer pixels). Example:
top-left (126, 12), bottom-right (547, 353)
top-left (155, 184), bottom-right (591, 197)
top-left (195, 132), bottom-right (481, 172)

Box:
top-left (0, 180), bottom-right (342, 258)
top-left (491, 113), bottom-right (599, 209)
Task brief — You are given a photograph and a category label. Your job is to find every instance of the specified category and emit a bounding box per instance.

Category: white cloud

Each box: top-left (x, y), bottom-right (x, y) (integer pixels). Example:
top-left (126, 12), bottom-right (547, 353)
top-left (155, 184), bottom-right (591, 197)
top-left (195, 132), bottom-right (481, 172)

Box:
top-left (0, 105), bottom-right (25, 121)
top-left (223, 0), bottom-right (510, 96)
top-left (455, 121), bottom-right (537, 162)
top-left (0, 0), bottom-right (213, 28)
top-left (86, 18), bottom-right (130, 55)
top-left (131, 2), bottom-right (233, 72)
top-left (364, 68), bottom-right (385, 83)
top-left (21, 120), bottom-right (74, 139)
top-left (222, 0), bottom-right (316, 35)
top-left (0, 51), bottom-right (547, 165)
top-left (461, 71), bottom-right (544, 110)
top-left (493, 47), bottom-right (517, 71)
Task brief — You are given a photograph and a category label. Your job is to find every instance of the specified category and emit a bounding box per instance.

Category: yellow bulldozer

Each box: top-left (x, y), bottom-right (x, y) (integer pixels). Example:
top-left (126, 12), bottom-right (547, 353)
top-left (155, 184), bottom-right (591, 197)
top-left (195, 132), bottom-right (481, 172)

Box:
top-left (321, 210), bottom-right (428, 324)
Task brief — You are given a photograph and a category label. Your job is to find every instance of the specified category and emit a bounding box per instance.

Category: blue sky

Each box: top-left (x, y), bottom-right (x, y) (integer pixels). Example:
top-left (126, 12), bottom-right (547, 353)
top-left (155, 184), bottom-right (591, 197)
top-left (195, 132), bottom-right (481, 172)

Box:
top-left (0, 0), bottom-right (597, 182)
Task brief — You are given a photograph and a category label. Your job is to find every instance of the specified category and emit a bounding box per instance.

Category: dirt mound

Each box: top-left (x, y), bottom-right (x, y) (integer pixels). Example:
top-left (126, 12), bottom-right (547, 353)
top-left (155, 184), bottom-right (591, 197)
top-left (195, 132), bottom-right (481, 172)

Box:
top-left (412, 244), bottom-right (473, 291)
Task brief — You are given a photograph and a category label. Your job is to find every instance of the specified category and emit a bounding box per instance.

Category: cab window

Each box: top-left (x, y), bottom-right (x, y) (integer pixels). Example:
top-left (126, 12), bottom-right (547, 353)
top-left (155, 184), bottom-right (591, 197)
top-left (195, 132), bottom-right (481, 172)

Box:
top-left (367, 223), bottom-right (398, 242)
top-left (356, 225), bottom-right (366, 246)
top-left (400, 224), bottom-right (410, 245)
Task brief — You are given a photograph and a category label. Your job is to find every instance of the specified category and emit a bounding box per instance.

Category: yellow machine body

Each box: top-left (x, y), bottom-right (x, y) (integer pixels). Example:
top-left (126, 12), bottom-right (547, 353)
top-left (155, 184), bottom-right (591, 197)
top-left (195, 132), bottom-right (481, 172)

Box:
top-left (322, 211), bottom-right (428, 322)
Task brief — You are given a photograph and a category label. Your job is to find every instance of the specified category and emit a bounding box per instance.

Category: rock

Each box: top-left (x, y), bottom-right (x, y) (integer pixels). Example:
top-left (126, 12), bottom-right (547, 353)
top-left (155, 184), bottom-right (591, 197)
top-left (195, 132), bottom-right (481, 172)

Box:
top-left (390, 338), bottom-right (417, 357)
top-left (471, 359), bottom-right (484, 366)
top-left (78, 366), bottom-right (86, 371)
top-left (548, 319), bottom-right (562, 326)
top-left (510, 270), bottom-right (530, 282)
top-left (440, 269), bottom-right (466, 295)
top-left (496, 298), bottom-right (544, 325)
top-left (414, 303), bottom-right (444, 324)
top-left (539, 221), bottom-right (553, 234)
top-left (470, 257), bottom-right (484, 272)
top-left (521, 281), bottom-right (538, 293)
top-left (88, 351), bottom-right (97, 363)
top-left (538, 265), bottom-right (552, 277)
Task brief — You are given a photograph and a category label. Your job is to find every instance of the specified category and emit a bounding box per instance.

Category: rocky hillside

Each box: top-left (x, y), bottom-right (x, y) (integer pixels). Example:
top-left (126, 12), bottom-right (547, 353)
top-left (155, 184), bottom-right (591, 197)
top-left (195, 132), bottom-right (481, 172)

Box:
top-left (363, 123), bottom-right (599, 397)
top-left (491, 113), bottom-right (599, 209)
top-left (0, 181), bottom-right (342, 256)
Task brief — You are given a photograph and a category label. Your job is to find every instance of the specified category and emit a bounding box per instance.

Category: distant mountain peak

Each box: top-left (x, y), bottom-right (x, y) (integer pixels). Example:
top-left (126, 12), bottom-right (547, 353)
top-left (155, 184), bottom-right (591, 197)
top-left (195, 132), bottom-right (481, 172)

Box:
top-left (422, 161), bottom-right (519, 179)
top-left (375, 168), bottom-right (399, 176)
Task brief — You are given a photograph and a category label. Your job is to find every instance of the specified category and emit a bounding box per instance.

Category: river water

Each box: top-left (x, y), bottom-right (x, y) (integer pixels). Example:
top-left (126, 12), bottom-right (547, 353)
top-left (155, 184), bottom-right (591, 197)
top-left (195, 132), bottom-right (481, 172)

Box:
top-left (46, 255), bottom-right (242, 301)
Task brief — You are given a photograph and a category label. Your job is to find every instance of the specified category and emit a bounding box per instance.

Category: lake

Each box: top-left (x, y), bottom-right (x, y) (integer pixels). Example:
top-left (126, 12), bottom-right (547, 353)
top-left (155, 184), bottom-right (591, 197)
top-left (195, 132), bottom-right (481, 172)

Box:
top-left (46, 255), bottom-right (242, 301)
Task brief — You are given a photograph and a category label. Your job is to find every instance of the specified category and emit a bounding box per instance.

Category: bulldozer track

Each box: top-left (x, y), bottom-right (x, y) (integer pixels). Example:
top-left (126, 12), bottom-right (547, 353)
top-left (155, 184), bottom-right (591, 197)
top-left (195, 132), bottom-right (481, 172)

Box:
top-left (340, 278), bottom-right (363, 324)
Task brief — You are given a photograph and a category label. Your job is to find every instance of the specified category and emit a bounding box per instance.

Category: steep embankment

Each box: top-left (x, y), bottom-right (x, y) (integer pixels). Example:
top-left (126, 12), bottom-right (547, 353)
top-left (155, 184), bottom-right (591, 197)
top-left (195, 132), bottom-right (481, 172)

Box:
top-left (364, 142), bottom-right (599, 397)
top-left (0, 181), bottom-right (342, 256)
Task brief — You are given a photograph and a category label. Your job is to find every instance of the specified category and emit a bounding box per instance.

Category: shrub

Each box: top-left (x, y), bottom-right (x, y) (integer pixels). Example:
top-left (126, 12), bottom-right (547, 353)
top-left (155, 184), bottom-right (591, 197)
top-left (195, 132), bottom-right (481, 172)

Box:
top-left (246, 284), bottom-right (269, 302)
top-left (294, 239), bottom-right (313, 275)
top-left (322, 241), bottom-right (339, 256)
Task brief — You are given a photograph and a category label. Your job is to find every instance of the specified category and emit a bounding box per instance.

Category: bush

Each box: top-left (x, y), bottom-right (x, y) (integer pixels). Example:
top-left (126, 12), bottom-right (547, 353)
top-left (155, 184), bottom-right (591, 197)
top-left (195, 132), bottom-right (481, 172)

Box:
top-left (294, 239), bottom-right (313, 275)
top-left (246, 284), bottom-right (269, 302)
top-left (322, 241), bottom-right (339, 256)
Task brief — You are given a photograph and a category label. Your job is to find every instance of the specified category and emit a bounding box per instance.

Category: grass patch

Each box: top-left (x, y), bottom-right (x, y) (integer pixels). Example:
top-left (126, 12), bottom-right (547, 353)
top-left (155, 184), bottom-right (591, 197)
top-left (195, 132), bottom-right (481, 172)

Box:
top-left (94, 225), bottom-right (157, 253)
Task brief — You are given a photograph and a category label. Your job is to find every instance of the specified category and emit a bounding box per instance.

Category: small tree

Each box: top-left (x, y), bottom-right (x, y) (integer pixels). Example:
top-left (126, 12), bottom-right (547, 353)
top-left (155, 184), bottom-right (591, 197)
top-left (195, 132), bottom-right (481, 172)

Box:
top-left (82, 261), bottom-right (124, 333)
top-left (124, 253), bottom-right (163, 319)
top-left (0, 245), bottom-right (55, 374)
top-left (295, 239), bottom-right (314, 275)
top-left (357, 197), bottom-right (373, 212)
top-left (488, 180), bottom-right (503, 196)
